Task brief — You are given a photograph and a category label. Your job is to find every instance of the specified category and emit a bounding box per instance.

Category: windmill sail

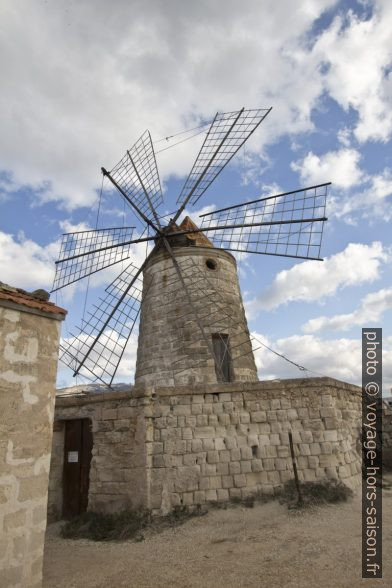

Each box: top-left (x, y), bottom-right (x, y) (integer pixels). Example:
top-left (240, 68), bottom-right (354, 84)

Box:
top-left (52, 227), bottom-right (135, 291)
top-left (175, 108), bottom-right (271, 210)
top-left (60, 262), bottom-right (145, 385)
top-left (109, 130), bottom-right (163, 223)
top-left (198, 183), bottom-right (329, 260)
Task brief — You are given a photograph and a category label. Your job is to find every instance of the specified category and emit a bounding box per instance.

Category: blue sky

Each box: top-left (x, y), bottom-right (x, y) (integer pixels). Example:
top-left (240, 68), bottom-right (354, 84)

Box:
top-left (0, 0), bottom-right (391, 392)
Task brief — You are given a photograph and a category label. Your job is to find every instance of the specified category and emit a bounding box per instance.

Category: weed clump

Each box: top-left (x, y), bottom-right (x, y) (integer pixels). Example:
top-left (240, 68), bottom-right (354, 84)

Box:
top-left (61, 479), bottom-right (353, 541)
top-left (61, 509), bottom-right (151, 542)
top-left (60, 504), bottom-right (206, 542)
top-left (278, 478), bottom-right (353, 509)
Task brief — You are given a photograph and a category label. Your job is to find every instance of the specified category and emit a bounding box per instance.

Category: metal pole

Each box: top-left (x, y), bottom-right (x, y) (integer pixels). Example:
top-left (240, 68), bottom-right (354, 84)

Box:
top-left (56, 217), bottom-right (327, 265)
top-left (288, 431), bottom-right (303, 505)
top-left (170, 108), bottom-right (245, 226)
top-left (126, 151), bottom-right (162, 228)
top-left (72, 252), bottom-right (152, 377)
top-left (199, 182), bottom-right (331, 217)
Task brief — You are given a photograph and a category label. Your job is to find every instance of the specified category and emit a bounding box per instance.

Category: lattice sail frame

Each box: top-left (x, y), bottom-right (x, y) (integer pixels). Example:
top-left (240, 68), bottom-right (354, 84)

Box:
top-left (199, 183), bottom-right (329, 260)
top-left (60, 262), bottom-right (146, 385)
top-left (53, 227), bottom-right (135, 291)
top-left (110, 129), bottom-right (163, 222)
top-left (176, 108), bottom-right (271, 208)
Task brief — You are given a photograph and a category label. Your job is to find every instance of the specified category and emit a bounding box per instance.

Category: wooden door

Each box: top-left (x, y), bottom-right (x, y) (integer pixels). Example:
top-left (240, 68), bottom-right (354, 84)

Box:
top-left (212, 333), bottom-right (232, 382)
top-left (62, 419), bottom-right (93, 519)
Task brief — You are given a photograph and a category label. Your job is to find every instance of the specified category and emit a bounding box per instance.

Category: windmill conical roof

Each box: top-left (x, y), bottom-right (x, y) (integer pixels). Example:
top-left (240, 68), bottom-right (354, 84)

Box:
top-left (178, 216), bottom-right (213, 248)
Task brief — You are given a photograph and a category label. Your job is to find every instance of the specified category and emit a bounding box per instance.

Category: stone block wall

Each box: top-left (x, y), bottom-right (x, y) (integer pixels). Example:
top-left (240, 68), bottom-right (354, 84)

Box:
top-left (0, 285), bottom-right (66, 588)
top-left (135, 246), bottom-right (258, 387)
top-left (50, 377), bottom-right (362, 518)
top-left (145, 378), bottom-right (361, 513)
top-left (47, 421), bottom-right (64, 522)
top-left (49, 390), bottom-right (148, 518)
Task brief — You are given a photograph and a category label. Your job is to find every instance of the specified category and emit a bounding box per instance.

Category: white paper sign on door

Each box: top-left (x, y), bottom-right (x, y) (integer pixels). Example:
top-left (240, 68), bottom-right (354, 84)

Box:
top-left (68, 451), bottom-right (79, 463)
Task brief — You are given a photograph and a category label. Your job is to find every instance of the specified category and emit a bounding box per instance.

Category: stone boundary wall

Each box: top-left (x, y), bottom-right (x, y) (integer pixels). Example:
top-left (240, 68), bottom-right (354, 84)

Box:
top-left (49, 391), bottom-right (148, 519)
top-left (50, 377), bottom-right (362, 518)
top-left (145, 378), bottom-right (361, 513)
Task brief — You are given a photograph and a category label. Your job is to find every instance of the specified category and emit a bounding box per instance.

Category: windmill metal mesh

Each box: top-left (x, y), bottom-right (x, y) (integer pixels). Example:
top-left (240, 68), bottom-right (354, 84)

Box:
top-left (110, 130), bottom-right (163, 221)
top-left (176, 108), bottom-right (271, 207)
top-left (59, 262), bottom-right (144, 385)
top-left (199, 183), bottom-right (329, 260)
top-left (52, 227), bottom-right (134, 291)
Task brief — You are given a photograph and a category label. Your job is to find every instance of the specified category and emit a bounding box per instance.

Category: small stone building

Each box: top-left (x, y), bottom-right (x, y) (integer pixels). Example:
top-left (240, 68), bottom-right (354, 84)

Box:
top-left (48, 377), bottom-right (362, 519)
top-left (0, 283), bottom-right (66, 588)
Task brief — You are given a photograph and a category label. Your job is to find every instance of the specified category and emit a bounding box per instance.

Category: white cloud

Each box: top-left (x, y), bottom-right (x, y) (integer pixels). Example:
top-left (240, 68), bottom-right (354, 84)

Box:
top-left (247, 241), bottom-right (389, 315)
top-left (0, 231), bottom-right (57, 291)
top-left (291, 148), bottom-right (364, 189)
top-left (329, 168), bottom-right (392, 223)
top-left (58, 327), bottom-right (392, 392)
top-left (0, 221), bottom-right (151, 303)
top-left (252, 331), bottom-right (392, 393)
top-left (337, 127), bottom-right (352, 147)
top-left (312, 3), bottom-right (392, 143)
top-left (0, 0), bottom-right (348, 210)
top-left (182, 204), bottom-right (216, 225)
top-left (58, 329), bottom-right (138, 387)
top-left (303, 286), bottom-right (392, 333)
top-left (1, 1), bottom-right (391, 211)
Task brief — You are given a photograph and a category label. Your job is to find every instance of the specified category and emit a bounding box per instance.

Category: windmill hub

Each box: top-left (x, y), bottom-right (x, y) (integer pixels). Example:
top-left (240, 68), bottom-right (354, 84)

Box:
top-left (154, 216), bottom-right (214, 251)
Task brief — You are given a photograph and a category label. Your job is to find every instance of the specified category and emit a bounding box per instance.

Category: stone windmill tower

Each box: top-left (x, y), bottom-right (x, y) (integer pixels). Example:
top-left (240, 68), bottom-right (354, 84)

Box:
top-left (52, 108), bottom-right (329, 387)
top-left (135, 216), bottom-right (258, 387)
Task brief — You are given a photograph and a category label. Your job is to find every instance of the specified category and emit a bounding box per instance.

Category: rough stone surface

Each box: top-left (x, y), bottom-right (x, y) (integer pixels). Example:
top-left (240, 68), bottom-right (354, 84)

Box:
top-left (0, 293), bottom-right (64, 588)
top-left (49, 389), bottom-right (148, 517)
top-left (134, 246), bottom-right (258, 387)
top-left (49, 377), bottom-right (362, 519)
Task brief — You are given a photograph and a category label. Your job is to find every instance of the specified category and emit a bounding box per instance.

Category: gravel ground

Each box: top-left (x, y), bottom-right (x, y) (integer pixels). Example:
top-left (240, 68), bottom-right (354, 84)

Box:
top-left (43, 478), bottom-right (392, 588)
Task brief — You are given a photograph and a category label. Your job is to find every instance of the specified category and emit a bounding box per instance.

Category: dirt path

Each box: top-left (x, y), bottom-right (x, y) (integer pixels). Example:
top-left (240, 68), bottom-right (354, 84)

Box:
top-left (43, 482), bottom-right (392, 588)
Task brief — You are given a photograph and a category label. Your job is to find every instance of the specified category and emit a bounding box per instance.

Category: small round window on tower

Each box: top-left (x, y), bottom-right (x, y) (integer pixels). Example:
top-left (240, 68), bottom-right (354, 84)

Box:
top-left (205, 258), bottom-right (217, 270)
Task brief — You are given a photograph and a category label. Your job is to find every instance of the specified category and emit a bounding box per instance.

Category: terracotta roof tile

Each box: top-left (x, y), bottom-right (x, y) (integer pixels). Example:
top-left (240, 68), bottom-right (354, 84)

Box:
top-left (0, 283), bottom-right (67, 317)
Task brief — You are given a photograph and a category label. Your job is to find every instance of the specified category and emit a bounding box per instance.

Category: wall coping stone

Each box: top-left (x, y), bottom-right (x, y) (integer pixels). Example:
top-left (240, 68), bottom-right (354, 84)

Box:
top-left (55, 376), bottom-right (361, 408)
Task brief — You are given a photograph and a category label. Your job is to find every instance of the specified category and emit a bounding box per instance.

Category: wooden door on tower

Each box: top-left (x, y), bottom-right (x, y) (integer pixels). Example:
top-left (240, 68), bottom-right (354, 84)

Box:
top-left (62, 418), bottom-right (93, 519)
top-left (212, 333), bottom-right (232, 382)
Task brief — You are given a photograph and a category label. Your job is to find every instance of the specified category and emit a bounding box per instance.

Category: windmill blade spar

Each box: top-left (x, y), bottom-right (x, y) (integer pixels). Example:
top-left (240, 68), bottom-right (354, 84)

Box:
top-left (59, 261), bottom-right (148, 386)
top-left (108, 130), bottom-right (163, 227)
top-left (52, 227), bottom-right (136, 291)
top-left (198, 182), bottom-right (330, 260)
top-left (174, 108), bottom-right (271, 218)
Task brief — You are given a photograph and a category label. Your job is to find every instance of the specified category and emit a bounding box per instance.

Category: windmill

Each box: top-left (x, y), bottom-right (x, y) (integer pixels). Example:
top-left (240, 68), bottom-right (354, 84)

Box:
top-left (53, 107), bottom-right (329, 388)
